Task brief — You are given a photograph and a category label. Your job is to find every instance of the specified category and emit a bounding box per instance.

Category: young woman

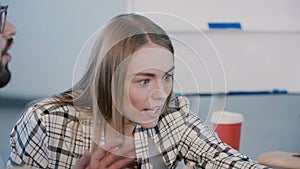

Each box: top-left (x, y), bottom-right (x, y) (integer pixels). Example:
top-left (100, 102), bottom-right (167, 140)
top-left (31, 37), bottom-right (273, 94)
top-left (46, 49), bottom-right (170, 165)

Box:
top-left (8, 13), bottom-right (268, 169)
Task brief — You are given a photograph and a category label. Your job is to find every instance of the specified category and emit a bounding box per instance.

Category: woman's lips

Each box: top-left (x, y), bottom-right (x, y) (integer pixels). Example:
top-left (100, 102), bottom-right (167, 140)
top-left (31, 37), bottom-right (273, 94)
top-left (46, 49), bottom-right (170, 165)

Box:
top-left (142, 106), bottom-right (162, 118)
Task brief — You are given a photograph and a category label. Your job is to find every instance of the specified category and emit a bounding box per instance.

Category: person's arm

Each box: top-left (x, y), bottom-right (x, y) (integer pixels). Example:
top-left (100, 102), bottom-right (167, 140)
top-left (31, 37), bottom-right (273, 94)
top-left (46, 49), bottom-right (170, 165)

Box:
top-left (74, 139), bottom-right (135, 169)
top-left (183, 113), bottom-right (269, 169)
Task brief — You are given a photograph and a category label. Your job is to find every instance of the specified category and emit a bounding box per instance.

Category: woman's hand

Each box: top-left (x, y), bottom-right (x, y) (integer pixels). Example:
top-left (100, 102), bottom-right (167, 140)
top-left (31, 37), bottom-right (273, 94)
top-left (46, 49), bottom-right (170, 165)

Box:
top-left (74, 139), bottom-right (135, 169)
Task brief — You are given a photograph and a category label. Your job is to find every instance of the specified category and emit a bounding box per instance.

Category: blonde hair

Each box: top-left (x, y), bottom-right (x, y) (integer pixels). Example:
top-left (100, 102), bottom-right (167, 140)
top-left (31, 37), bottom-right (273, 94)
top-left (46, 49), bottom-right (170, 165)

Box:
top-left (53, 13), bottom-right (174, 152)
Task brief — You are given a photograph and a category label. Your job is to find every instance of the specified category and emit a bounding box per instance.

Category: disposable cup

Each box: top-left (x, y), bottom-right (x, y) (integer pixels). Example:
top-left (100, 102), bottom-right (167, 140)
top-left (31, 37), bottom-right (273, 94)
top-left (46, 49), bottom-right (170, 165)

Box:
top-left (210, 111), bottom-right (244, 150)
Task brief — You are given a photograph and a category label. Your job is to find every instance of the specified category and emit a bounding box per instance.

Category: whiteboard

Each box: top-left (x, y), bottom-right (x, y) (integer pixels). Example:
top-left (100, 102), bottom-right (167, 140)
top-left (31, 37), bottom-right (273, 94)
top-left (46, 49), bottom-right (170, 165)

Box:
top-left (171, 31), bottom-right (300, 94)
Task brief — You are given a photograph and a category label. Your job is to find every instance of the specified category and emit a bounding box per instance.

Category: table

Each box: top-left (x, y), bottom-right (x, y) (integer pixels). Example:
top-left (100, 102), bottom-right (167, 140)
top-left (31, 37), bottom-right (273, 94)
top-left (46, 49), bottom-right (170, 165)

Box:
top-left (258, 151), bottom-right (300, 169)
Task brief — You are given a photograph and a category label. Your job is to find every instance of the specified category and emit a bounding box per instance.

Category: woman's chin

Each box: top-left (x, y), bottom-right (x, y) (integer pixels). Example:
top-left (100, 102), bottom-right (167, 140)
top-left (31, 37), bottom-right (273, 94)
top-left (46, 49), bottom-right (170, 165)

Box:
top-left (139, 118), bottom-right (159, 129)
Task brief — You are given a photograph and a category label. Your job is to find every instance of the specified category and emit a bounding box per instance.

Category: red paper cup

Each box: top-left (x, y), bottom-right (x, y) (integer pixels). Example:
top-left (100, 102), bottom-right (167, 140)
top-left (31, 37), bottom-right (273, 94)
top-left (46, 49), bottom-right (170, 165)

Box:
top-left (210, 111), bottom-right (244, 150)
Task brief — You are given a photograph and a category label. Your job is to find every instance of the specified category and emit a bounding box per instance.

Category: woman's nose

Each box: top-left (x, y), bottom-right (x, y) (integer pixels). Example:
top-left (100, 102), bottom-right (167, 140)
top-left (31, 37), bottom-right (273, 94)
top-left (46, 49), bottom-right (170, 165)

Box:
top-left (149, 81), bottom-right (168, 106)
top-left (3, 21), bottom-right (16, 39)
top-left (150, 88), bottom-right (168, 100)
top-left (149, 88), bottom-right (168, 107)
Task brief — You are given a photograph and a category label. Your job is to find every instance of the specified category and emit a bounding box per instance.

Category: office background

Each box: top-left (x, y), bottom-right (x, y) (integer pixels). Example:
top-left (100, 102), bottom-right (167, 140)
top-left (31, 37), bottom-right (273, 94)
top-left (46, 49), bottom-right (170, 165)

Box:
top-left (0, 0), bottom-right (299, 167)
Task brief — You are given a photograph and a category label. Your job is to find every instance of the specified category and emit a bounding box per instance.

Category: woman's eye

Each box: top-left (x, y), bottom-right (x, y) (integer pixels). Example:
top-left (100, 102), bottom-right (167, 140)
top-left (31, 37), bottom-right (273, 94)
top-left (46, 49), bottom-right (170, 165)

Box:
top-left (139, 79), bottom-right (150, 86)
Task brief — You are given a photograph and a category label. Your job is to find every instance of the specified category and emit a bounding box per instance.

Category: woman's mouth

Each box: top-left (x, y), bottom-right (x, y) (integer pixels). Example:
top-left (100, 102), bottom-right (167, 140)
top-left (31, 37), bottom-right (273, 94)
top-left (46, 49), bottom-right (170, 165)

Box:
top-left (142, 106), bottom-right (162, 118)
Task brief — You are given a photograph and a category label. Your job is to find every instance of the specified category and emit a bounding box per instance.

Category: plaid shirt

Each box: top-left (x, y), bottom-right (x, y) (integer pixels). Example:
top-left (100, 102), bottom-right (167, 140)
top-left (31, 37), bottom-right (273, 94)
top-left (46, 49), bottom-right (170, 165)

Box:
top-left (7, 96), bottom-right (269, 169)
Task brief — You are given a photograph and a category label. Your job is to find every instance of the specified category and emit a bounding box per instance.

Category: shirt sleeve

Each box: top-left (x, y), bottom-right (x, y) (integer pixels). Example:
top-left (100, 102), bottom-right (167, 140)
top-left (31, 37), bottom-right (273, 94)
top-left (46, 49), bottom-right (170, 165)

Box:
top-left (182, 113), bottom-right (269, 169)
top-left (7, 106), bottom-right (50, 169)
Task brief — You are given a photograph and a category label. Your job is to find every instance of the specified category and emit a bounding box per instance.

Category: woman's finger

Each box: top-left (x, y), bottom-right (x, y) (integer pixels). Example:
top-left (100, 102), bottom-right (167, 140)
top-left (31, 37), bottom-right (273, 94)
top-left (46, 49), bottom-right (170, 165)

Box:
top-left (107, 156), bottom-right (136, 169)
top-left (73, 151), bottom-right (92, 169)
top-left (101, 144), bottom-right (135, 166)
top-left (92, 139), bottom-right (123, 161)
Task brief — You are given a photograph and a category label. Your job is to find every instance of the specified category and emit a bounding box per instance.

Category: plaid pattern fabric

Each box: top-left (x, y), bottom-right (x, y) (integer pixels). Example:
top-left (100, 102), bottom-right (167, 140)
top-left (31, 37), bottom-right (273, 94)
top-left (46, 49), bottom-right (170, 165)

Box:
top-left (134, 96), bottom-right (269, 169)
top-left (8, 98), bottom-right (92, 169)
top-left (7, 97), bottom-right (269, 169)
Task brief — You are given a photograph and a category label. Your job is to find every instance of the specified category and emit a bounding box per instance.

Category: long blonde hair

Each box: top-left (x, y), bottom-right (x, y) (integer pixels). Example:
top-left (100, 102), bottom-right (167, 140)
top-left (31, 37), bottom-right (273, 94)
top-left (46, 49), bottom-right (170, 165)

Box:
top-left (54, 13), bottom-right (174, 152)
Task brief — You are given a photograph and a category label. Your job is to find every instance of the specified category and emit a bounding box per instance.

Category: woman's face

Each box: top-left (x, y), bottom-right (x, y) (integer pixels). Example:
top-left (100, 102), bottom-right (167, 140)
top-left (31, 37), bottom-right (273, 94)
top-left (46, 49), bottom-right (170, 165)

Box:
top-left (121, 43), bottom-right (174, 128)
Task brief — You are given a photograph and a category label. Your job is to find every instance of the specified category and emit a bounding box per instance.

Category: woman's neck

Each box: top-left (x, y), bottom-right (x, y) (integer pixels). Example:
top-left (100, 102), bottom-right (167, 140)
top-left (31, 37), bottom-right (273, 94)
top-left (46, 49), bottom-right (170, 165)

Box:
top-left (107, 119), bottom-right (135, 137)
top-left (124, 119), bottom-right (136, 137)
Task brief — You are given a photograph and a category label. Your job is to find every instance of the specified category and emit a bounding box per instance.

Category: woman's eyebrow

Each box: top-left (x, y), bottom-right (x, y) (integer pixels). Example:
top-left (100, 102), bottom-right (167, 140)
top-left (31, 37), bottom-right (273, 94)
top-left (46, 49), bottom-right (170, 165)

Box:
top-left (166, 66), bottom-right (175, 74)
top-left (133, 72), bottom-right (155, 77)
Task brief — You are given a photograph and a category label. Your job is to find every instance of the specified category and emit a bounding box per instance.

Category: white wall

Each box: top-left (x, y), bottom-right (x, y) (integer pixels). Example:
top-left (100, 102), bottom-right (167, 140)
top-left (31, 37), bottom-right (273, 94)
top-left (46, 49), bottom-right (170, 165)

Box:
top-left (2, 0), bottom-right (300, 97)
top-left (126, 0), bottom-right (300, 94)
top-left (0, 0), bottom-right (125, 98)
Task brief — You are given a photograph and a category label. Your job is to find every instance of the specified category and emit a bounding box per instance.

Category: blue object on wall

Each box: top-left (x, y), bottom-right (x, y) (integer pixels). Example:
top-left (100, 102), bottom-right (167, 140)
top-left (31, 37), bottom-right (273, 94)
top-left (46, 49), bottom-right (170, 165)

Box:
top-left (208, 22), bottom-right (242, 29)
